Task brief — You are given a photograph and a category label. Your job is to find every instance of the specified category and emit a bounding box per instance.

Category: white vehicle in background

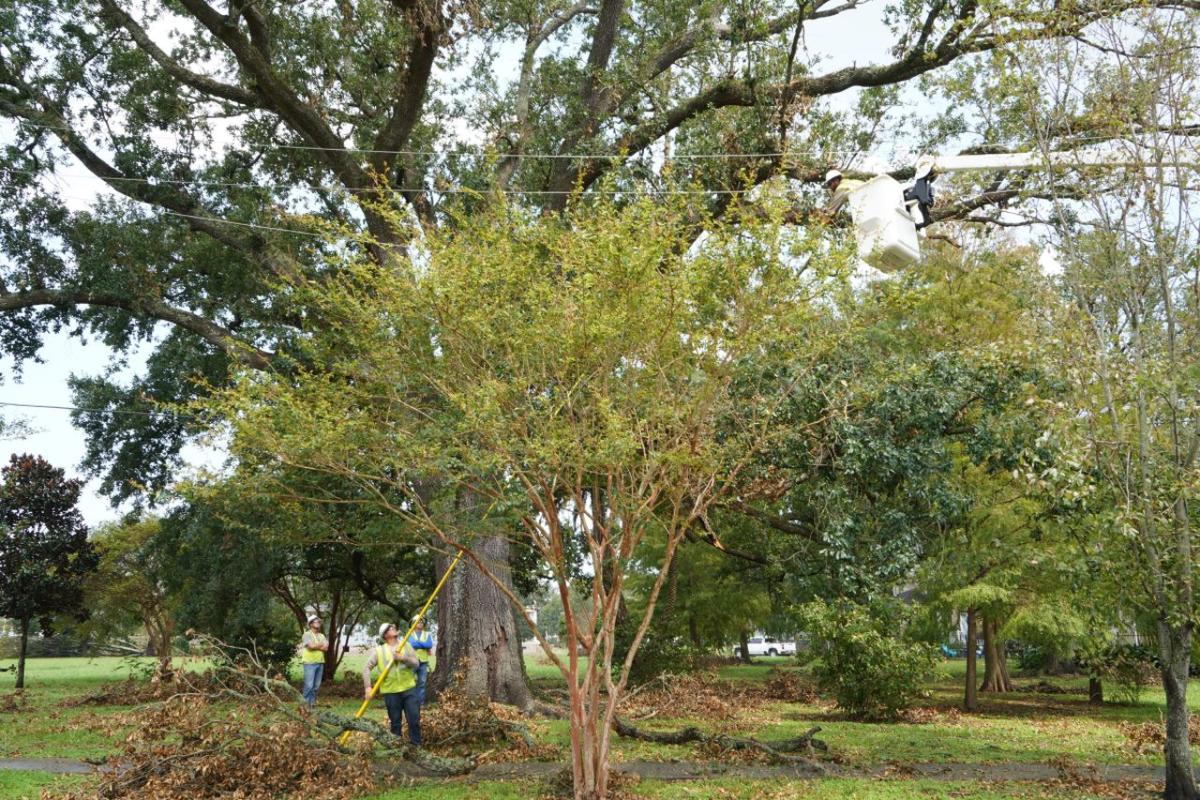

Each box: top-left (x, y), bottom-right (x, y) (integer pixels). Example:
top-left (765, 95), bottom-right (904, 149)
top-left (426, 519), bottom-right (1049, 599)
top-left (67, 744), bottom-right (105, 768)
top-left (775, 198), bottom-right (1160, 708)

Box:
top-left (733, 635), bottom-right (797, 658)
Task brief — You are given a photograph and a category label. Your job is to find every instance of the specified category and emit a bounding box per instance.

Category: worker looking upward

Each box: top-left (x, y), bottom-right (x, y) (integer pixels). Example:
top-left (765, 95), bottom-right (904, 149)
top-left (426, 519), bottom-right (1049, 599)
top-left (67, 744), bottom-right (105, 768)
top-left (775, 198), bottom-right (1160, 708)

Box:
top-left (300, 615), bottom-right (328, 709)
top-left (407, 615), bottom-right (434, 704)
top-left (362, 623), bottom-right (422, 746)
top-left (824, 169), bottom-right (865, 216)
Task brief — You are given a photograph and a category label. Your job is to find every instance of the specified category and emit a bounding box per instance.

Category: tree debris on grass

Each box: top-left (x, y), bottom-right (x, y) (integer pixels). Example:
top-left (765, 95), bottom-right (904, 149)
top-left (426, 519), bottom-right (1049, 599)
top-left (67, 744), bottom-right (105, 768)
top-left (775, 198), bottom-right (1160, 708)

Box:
top-left (0, 691), bottom-right (25, 712)
top-left (1120, 717), bottom-right (1200, 755)
top-left (47, 636), bottom-right (481, 799)
top-left (53, 695), bottom-right (379, 800)
top-left (1043, 756), bottom-right (1159, 799)
top-left (898, 706), bottom-right (964, 725)
top-left (612, 715), bottom-right (827, 767)
top-left (621, 669), bottom-right (819, 723)
top-left (542, 765), bottom-right (641, 800)
top-left (61, 672), bottom-right (218, 707)
top-left (421, 689), bottom-right (560, 763)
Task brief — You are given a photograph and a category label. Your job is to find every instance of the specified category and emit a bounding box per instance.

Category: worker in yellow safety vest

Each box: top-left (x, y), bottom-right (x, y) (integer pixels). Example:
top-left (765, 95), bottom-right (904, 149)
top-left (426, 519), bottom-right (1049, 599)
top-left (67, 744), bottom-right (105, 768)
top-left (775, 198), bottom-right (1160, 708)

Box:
top-left (300, 615), bottom-right (328, 709)
top-left (407, 614), bottom-right (434, 705)
top-left (362, 622), bottom-right (421, 745)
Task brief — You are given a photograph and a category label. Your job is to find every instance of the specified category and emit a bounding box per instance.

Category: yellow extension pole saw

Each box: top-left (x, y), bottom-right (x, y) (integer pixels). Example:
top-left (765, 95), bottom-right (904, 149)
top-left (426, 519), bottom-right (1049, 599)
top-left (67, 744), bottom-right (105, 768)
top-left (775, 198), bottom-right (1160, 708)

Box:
top-left (337, 548), bottom-right (464, 746)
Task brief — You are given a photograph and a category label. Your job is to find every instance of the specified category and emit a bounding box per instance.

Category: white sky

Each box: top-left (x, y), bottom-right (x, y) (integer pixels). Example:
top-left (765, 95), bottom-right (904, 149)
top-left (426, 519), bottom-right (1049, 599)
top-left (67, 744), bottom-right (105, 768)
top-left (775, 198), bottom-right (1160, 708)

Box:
top-left (0, 5), bottom-right (925, 526)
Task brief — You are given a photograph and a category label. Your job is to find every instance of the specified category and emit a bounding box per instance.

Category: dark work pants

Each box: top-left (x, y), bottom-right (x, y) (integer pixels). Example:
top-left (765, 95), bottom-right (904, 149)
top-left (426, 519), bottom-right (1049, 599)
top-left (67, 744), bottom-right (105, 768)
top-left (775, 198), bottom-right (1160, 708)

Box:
top-left (414, 661), bottom-right (429, 704)
top-left (382, 688), bottom-right (421, 746)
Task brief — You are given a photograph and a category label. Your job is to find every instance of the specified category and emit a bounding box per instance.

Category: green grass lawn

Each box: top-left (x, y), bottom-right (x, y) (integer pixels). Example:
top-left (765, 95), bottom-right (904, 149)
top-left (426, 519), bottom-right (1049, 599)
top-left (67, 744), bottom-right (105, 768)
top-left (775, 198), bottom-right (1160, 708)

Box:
top-left (0, 770), bottom-right (89, 800)
top-left (0, 653), bottom-right (1188, 798)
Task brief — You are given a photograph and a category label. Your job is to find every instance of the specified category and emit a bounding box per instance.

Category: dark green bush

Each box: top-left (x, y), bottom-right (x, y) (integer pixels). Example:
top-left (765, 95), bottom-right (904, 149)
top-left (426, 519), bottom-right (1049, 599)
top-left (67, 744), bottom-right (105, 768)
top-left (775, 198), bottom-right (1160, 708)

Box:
top-left (799, 600), bottom-right (938, 720)
top-left (1079, 643), bottom-right (1158, 705)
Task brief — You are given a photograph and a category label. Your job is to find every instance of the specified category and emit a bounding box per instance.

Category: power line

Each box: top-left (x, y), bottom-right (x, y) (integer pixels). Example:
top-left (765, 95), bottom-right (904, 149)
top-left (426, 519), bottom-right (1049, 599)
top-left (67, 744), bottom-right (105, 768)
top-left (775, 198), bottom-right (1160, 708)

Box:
top-left (2, 118), bottom-right (907, 159)
top-left (5, 166), bottom-right (814, 196)
top-left (159, 209), bottom-right (330, 238)
top-left (0, 400), bottom-right (196, 420)
top-left (6, 115), bottom-right (1195, 158)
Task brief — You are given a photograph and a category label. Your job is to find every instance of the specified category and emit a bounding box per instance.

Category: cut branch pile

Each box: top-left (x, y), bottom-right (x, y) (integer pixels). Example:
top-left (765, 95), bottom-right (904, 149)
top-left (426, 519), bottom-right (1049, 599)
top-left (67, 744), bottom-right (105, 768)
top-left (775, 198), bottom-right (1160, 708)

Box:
top-left (418, 675), bottom-right (559, 763)
top-left (50, 635), bottom-right (475, 800)
top-left (621, 669), bottom-right (818, 723)
top-left (62, 672), bottom-right (217, 707)
top-left (54, 695), bottom-right (378, 800)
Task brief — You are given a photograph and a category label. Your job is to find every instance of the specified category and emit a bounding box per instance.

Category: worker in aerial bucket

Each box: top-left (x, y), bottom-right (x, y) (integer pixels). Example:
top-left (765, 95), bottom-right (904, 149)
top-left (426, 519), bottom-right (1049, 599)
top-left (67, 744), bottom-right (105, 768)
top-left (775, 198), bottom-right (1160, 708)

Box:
top-left (823, 169), bottom-right (865, 217)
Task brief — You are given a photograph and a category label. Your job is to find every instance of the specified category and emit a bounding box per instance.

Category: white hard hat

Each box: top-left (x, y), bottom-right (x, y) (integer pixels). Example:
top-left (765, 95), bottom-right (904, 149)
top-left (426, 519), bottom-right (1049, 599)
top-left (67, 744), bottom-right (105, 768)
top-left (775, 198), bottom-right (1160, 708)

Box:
top-left (411, 614), bottom-right (423, 624)
top-left (824, 169), bottom-right (843, 186)
top-left (306, 615), bottom-right (321, 626)
top-left (378, 622), bottom-right (395, 640)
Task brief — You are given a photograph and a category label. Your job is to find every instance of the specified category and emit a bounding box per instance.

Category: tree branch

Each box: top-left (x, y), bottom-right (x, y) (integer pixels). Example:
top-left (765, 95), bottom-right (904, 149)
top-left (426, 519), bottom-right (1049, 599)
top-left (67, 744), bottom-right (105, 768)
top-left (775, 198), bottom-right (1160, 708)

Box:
top-left (0, 288), bottom-right (273, 369)
top-left (99, 0), bottom-right (260, 107)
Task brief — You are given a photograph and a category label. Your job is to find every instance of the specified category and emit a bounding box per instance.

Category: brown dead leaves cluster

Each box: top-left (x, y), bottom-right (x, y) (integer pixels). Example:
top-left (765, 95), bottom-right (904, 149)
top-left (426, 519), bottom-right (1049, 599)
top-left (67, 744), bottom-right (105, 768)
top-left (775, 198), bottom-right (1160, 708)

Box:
top-left (622, 669), bottom-right (818, 723)
top-left (1120, 717), bottom-right (1200, 756)
top-left (421, 691), bottom-right (560, 763)
top-left (51, 694), bottom-right (377, 800)
top-left (61, 672), bottom-right (219, 708)
top-left (898, 705), bottom-right (964, 725)
top-left (0, 691), bottom-right (25, 713)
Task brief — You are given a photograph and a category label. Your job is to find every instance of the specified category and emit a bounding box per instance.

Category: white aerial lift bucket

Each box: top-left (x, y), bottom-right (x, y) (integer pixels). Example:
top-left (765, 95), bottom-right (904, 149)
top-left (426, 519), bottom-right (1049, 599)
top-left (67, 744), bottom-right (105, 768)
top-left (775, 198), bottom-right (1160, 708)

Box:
top-left (846, 175), bottom-right (921, 272)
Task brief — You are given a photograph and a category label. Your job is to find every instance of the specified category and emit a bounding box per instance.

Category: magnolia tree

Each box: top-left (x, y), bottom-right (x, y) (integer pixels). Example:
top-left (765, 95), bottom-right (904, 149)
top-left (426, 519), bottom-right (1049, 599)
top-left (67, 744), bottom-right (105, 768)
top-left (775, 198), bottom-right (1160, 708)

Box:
top-left (208, 194), bottom-right (846, 798)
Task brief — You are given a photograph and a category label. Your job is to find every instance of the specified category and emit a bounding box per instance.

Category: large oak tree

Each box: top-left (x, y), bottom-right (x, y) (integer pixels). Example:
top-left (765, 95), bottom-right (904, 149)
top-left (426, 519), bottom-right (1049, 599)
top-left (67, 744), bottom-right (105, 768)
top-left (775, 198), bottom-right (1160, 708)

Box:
top-left (0, 0), bottom-right (1184, 704)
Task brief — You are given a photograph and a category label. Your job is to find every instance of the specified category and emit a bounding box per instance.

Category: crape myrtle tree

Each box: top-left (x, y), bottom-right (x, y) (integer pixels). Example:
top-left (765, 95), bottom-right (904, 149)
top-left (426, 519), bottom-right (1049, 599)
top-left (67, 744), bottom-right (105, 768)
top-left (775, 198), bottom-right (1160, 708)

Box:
top-left (0, 454), bottom-right (97, 689)
top-left (1008, 15), bottom-right (1200, 798)
top-left (208, 194), bottom-right (844, 799)
top-left (0, 0), bottom-right (1180, 703)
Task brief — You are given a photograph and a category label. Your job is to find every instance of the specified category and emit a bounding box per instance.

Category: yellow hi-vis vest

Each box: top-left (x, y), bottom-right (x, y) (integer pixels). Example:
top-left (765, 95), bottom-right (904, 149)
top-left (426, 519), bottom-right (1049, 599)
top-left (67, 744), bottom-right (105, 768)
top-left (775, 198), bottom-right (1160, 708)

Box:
top-left (373, 644), bottom-right (417, 694)
top-left (301, 632), bottom-right (326, 664)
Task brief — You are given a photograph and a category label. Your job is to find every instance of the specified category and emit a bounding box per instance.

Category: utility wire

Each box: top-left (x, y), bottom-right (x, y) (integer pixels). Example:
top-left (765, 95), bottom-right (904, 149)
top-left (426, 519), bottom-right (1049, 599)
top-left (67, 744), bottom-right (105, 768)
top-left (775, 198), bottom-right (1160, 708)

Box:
top-left (0, 400), bottom-right (196, 420)
top-left (6, 116), bottom-right (1196, 157)
top-left (2, 166), bottom-right (812, 195)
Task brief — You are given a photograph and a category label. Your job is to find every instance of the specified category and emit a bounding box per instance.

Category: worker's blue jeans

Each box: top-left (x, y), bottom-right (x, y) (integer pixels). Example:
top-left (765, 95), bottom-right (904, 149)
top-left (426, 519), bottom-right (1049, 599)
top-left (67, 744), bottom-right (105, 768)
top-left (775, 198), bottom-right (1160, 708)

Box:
top-left (414, 661), bottom-right (429, 704)
top-left (383, 689), bottom-right (421, 746)
top-left (301, 662), bottom-right (323, 707)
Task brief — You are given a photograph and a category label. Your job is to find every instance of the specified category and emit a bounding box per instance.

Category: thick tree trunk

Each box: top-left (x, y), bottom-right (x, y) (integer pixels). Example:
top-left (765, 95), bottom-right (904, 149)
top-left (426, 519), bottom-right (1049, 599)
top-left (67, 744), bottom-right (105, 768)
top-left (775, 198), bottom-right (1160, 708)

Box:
top-left (15, 617), bottom-right (29, 690)
top-left (429, 534), bottom-right (532, 708)
top-left (964, 608), bottom-right (978, 711)
top-left (1159, 622), bottom-right (1198, 800)
top-left (738, 629), bottom-right (752, 664)
top-left (980, 618), bottom-right (1013, 693)
top-left (1088, 676), bottom-right (1104, 705)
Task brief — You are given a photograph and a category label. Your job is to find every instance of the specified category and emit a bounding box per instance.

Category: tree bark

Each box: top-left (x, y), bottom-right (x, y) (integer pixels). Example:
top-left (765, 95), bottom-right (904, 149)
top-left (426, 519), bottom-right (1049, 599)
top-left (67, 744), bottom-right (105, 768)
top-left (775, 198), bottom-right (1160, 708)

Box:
top-left (964, 608), bottom-right (978, 711)
top-left (1088, 676), bottom-right (1104, 705)
top-left (15, 617), bottom-right (29, 690)
top-left (738, 629), bottom-right (753, 664)
top-left (980, 617), bottom-right (1013, 693)
top-left (1159, 622), bottom-right (1198, 800)
top-left (429, 534), bottom-right (532, 708)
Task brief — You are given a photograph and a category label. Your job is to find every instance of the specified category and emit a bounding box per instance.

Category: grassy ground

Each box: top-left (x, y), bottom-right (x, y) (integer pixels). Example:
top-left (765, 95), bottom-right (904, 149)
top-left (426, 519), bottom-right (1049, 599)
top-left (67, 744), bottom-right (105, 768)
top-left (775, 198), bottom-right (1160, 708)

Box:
top-left (365, 777), bottom-right (1146, 800)
top-left (0, 653), bottom-right (1186, 798)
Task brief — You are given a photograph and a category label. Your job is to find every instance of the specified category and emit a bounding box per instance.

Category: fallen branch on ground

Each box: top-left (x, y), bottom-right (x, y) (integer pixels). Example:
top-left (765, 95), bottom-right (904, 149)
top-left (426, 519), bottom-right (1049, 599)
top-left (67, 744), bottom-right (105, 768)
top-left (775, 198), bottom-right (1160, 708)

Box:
top-left (612, 715), bottom-right (827, 766)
